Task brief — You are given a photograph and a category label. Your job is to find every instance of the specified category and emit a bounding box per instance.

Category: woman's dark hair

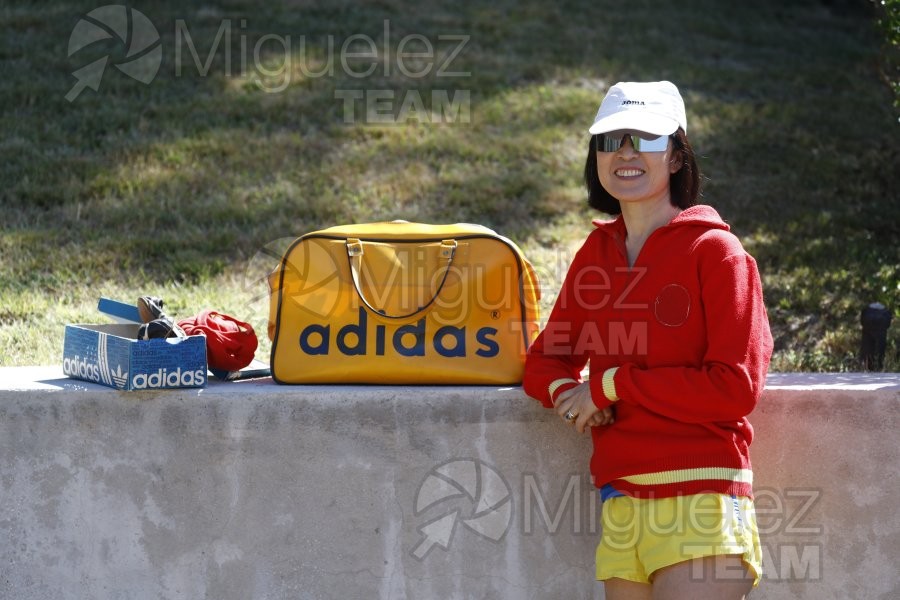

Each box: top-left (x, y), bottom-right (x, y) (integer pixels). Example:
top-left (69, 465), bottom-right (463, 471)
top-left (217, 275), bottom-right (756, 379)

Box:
top-left (584, 128), bottom-right (701, 215)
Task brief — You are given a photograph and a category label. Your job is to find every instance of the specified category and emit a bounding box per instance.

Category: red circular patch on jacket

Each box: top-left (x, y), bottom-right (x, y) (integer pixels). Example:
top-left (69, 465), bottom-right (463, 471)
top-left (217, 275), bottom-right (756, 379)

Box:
top-left (654, 284), bottom-right (691, 327)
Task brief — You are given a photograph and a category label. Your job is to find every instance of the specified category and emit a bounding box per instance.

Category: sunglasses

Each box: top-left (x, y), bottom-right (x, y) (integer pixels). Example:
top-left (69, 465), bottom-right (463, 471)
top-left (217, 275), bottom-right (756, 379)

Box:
top-left (595, 132), bottom-right (670, 153)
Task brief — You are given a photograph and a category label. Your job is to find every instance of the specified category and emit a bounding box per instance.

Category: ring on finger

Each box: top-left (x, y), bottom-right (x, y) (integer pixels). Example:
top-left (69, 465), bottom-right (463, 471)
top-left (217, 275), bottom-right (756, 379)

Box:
top-left (564, 410), bottom-right (578, 422)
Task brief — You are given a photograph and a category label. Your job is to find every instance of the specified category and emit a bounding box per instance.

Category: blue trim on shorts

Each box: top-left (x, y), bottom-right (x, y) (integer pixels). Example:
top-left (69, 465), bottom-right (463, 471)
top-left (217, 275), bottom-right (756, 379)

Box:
top-left (600, 483), bottom-right (625, 502)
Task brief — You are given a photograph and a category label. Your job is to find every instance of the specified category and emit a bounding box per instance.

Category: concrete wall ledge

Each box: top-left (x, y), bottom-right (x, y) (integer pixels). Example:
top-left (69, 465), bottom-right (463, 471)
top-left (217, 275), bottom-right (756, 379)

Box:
top-left (1, 367), bottom-right (897, 600)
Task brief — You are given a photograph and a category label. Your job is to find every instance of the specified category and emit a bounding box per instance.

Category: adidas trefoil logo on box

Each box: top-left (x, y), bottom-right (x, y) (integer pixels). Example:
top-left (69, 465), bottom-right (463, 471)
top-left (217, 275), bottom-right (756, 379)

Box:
top-left (111, 365), bottom-right (129, 389)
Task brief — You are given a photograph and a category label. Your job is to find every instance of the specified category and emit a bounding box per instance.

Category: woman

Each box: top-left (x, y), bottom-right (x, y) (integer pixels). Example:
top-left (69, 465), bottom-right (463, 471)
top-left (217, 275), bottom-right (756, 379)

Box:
top-left (523, 81), bottom-right (773, 599)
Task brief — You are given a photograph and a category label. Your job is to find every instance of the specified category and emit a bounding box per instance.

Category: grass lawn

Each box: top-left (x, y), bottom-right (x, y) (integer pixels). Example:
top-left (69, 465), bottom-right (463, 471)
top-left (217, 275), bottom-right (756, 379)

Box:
top-left (1, 0), bottom-right (898, 371)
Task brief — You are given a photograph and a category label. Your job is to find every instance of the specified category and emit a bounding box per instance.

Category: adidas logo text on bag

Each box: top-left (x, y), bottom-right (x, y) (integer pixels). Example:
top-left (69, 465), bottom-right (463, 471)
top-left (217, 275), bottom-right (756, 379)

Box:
top-left (298, 307), bottom-right (500, 358)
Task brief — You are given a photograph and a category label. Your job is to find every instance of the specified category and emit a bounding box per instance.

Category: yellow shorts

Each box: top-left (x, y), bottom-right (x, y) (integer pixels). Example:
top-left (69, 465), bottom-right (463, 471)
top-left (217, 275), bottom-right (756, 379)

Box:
top-left (596, 493), bottom-right (762, 586)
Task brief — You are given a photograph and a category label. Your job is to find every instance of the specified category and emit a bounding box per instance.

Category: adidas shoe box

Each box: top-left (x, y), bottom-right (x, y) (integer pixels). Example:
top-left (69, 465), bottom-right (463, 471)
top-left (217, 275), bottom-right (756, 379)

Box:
top-left (62, 322), bottom-right (208, 391)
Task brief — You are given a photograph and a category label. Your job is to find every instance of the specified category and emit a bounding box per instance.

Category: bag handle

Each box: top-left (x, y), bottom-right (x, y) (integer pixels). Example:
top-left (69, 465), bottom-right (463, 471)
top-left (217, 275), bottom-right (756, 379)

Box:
top-left (346, 238), bottom-right (457, 320)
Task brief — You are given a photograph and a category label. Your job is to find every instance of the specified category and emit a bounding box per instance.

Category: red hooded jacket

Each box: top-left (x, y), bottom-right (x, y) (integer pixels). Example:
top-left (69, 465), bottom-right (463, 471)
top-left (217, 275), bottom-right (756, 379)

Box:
top-left (523, 205), bottom-right (773, 498)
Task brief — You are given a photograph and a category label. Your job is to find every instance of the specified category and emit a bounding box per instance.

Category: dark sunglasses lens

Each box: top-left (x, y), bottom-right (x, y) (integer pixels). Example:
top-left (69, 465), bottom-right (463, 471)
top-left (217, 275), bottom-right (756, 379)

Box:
top-left (597, 134), bottom-right (668, 153)
top-left (600, 135), bottom-right (622, 152)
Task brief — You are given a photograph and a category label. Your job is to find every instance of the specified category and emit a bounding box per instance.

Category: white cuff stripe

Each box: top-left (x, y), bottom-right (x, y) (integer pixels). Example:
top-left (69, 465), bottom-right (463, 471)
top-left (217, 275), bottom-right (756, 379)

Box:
top-left (548, 378), bottom-right (577, 401)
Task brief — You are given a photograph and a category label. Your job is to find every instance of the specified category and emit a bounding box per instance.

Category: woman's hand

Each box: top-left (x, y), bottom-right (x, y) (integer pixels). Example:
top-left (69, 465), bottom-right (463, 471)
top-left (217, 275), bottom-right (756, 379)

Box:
top-left (554, 382), bottom-right (615, 434)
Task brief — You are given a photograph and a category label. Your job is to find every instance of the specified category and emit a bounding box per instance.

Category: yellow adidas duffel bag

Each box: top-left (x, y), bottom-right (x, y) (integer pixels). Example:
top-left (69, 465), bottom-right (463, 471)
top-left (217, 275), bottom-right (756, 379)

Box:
top-left (268, 221), bottom-right (540, 384)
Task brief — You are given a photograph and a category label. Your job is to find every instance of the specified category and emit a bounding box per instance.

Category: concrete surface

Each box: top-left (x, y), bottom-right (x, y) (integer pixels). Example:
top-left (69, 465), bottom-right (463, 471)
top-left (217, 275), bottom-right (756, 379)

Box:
top-left (0, 368), bottom-right (897, 599)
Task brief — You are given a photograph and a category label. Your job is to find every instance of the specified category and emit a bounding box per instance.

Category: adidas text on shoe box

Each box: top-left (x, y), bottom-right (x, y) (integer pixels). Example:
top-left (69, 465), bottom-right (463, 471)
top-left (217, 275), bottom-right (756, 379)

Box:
top-left (63, 324), bottom-right (207, 390)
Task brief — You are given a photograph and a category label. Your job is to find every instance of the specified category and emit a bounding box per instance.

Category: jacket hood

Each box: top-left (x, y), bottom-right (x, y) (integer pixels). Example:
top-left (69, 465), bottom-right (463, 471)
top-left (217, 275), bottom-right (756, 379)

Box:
top-left (592, 205), bottom-right (730, 236)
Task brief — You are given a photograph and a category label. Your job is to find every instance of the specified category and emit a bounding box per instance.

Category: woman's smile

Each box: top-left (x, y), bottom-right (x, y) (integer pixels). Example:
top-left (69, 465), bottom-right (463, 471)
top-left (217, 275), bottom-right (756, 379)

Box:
top-left (614, 167), bottom-right (645, 179)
